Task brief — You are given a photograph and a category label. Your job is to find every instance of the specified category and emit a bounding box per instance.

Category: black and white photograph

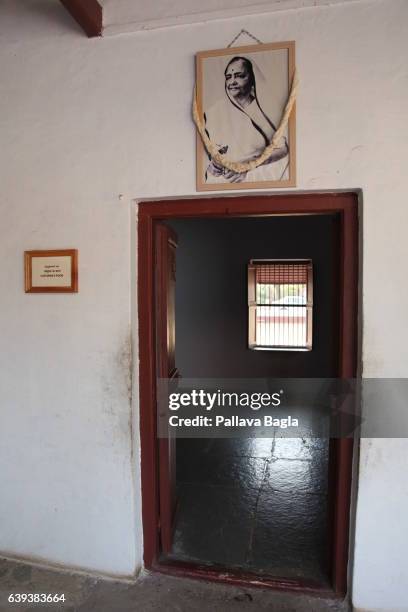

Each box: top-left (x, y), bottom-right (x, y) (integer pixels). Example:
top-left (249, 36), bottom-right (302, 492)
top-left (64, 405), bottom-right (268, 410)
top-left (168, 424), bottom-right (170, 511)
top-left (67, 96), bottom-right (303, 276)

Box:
top-left (196, 41), bottom-right (296, 191)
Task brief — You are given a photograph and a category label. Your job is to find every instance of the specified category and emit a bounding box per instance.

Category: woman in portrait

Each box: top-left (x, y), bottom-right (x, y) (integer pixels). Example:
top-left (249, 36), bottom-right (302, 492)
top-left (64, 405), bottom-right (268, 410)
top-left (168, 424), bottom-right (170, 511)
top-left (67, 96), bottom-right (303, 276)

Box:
top-left (204, 56), bottom-right (289, 184)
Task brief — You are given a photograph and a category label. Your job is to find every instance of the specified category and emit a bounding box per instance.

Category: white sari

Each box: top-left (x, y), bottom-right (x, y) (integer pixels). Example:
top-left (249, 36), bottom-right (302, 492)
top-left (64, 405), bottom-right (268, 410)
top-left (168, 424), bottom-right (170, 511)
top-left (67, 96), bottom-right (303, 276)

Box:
top-left (204, 97), bottom-right (289, 184)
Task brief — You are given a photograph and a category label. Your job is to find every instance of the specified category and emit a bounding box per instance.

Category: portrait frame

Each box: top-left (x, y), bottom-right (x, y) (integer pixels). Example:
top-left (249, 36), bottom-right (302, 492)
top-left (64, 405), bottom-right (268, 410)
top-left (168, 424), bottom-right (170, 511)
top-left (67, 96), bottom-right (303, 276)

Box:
top-left (195, 41), bottom-right (296, 191)
top-left (24, 249), bottom-right (78, 293)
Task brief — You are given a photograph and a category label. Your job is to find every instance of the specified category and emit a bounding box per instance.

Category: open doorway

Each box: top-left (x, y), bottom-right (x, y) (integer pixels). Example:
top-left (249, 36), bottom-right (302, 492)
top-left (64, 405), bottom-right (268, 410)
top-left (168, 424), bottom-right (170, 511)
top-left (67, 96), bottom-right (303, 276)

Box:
top-left (138, 194), bottom-right (358, 596)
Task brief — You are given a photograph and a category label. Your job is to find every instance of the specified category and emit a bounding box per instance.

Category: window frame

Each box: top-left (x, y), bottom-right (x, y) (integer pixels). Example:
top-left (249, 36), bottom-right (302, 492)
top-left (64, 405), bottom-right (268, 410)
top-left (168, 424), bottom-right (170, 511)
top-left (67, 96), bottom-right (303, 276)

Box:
top-left (248, 259), bottom-right (313, 351)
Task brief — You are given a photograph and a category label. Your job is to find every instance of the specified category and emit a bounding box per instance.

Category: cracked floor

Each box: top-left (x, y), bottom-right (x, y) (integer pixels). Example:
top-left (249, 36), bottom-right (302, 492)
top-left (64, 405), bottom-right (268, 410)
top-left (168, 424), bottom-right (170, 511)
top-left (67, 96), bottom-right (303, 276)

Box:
top-left (169, 436), bottom-right (330, 585)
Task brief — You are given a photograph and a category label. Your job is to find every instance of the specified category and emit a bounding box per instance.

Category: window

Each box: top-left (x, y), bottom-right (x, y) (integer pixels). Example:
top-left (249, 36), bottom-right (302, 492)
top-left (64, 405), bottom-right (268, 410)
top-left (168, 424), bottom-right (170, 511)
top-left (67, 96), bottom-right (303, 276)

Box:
top-left (248, 260), bottom-right (313, 351)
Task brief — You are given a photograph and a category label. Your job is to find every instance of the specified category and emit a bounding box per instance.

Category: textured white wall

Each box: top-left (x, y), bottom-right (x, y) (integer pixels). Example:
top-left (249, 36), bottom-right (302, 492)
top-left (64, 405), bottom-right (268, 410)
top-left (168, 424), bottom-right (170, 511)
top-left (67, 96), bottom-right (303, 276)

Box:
top-left (100, 0), bottom-right (360, 36)
top-left (0, 0), bottom-right (407, 607)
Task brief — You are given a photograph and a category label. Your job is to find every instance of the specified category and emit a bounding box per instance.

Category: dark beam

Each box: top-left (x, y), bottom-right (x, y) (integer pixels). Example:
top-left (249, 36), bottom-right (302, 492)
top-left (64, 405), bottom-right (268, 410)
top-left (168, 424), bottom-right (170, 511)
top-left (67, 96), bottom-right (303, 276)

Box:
top-left (59, 0), bottom-right (103, 38)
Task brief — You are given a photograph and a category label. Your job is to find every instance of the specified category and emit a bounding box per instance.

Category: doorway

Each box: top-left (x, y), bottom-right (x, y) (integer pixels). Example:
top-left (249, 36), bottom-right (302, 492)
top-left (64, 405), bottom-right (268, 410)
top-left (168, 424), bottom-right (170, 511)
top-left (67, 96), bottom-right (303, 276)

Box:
top-left (138, 194), bottom-right (358, 595)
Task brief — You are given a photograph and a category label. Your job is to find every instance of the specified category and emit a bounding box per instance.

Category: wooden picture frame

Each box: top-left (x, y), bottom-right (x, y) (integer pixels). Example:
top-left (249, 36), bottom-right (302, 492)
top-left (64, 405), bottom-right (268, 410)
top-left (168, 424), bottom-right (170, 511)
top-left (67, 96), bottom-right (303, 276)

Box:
top-left (24, 249), bottom-right (78, 293)
top-left (196, 41), bottom-right (296, 191)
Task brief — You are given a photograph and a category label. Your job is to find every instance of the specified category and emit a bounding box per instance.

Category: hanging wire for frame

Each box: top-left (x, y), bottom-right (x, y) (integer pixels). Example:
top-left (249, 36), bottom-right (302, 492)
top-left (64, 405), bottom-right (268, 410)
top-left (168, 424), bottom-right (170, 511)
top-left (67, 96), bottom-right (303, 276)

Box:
top-left (227, 29), bottom-right (264, 48)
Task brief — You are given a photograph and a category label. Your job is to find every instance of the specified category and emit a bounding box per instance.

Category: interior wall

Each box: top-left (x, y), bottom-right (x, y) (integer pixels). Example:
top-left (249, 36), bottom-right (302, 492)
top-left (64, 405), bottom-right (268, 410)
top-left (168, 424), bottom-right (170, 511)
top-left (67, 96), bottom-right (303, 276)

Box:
top-left (169, 215), bottom-right (340, 378)
top-left (0, 0), bottom-right (407, 608)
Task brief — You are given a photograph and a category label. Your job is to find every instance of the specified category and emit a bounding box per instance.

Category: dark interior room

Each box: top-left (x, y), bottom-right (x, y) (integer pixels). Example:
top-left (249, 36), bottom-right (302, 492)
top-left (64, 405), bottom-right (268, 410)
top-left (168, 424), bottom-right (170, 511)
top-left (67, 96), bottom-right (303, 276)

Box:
top-left (162, 214), bottom-right (341, 585)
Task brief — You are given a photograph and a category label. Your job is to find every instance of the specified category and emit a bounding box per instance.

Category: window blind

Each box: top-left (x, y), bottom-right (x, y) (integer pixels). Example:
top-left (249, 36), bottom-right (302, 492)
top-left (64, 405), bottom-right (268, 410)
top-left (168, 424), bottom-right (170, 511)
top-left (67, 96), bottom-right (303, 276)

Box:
top-left (248, 260), bottom-right (313, 351)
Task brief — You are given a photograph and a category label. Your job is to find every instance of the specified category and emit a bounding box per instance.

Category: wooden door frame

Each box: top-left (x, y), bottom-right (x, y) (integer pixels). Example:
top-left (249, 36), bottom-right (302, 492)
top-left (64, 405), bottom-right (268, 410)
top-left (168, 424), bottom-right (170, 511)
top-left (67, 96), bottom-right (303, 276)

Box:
top-left (138, 192), bottom-right (359, 596)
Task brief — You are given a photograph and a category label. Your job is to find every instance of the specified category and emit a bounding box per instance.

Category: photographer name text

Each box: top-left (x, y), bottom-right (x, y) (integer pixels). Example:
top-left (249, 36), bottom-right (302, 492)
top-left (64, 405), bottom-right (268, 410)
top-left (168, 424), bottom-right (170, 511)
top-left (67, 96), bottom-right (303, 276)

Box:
top-left (169, 415), bottom-right (298, 428)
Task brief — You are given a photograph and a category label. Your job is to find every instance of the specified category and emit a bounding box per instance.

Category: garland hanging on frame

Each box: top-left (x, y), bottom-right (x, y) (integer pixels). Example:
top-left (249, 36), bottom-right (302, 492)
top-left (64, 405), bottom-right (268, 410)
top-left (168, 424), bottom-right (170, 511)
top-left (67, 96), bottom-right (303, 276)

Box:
top-left (193, 33), bottom-right (298, 191)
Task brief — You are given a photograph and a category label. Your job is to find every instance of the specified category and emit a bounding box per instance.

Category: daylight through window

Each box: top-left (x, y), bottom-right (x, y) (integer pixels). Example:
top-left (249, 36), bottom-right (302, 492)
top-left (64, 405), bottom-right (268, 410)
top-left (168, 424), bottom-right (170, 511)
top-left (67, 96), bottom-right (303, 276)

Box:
top-left (248, 260), bottom-right (313, 350)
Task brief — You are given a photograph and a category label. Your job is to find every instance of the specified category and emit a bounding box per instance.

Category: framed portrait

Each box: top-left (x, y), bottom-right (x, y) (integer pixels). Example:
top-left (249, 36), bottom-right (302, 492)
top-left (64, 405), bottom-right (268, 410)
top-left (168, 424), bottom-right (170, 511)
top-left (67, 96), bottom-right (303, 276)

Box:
top-left (24, 249), bottom-right (78, 293)
top-left (195, 41), bottom-right (296, 191)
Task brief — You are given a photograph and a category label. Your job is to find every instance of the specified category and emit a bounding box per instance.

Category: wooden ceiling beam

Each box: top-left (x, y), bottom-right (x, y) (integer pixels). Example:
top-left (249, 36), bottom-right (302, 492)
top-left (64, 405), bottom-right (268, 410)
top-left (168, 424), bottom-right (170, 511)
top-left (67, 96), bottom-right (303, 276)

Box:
top-left (59, 0), bottom-right (103, 37)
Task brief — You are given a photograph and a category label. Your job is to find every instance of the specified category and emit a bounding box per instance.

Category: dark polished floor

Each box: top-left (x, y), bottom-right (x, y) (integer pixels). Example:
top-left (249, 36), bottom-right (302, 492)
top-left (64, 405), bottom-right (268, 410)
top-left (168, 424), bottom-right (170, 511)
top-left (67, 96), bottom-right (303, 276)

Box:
top-left (168, 436), bottom-right (330, 585)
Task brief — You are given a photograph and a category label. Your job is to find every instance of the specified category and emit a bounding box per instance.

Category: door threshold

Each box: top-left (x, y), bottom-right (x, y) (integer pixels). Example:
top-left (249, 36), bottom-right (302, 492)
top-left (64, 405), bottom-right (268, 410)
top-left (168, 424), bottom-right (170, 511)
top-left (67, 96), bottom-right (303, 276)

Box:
top-left (152, 558), bottom-right (341, 598)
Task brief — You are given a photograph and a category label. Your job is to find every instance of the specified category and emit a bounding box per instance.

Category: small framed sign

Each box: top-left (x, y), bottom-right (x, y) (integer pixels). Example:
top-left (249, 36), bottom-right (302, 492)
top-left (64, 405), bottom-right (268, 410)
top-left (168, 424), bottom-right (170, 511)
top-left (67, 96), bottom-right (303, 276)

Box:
top-left (24, 249), bottom-right (78, 293)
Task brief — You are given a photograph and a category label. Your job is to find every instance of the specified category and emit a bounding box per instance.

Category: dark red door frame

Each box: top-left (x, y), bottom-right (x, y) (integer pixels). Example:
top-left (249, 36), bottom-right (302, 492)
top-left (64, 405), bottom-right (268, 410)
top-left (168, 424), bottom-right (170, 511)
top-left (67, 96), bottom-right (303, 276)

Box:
top-left (138, 192), bottom-right (359, 596)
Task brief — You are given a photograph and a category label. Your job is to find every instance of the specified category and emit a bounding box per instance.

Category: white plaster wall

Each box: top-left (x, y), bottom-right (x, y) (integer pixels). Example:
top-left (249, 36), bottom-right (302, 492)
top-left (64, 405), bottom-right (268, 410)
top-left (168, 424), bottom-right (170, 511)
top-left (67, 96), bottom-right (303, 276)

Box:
top-left (100, 0), bottom-right (360, 36)
top-left (0, 0), bottom-right (407, 607)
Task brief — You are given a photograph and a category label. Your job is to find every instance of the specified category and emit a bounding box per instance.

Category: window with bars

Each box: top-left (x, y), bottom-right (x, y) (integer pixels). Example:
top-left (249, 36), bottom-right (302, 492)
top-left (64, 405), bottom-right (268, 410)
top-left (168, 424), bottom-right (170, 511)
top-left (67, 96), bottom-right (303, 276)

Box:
top-left (248, 260), bottom-right (313, 351)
